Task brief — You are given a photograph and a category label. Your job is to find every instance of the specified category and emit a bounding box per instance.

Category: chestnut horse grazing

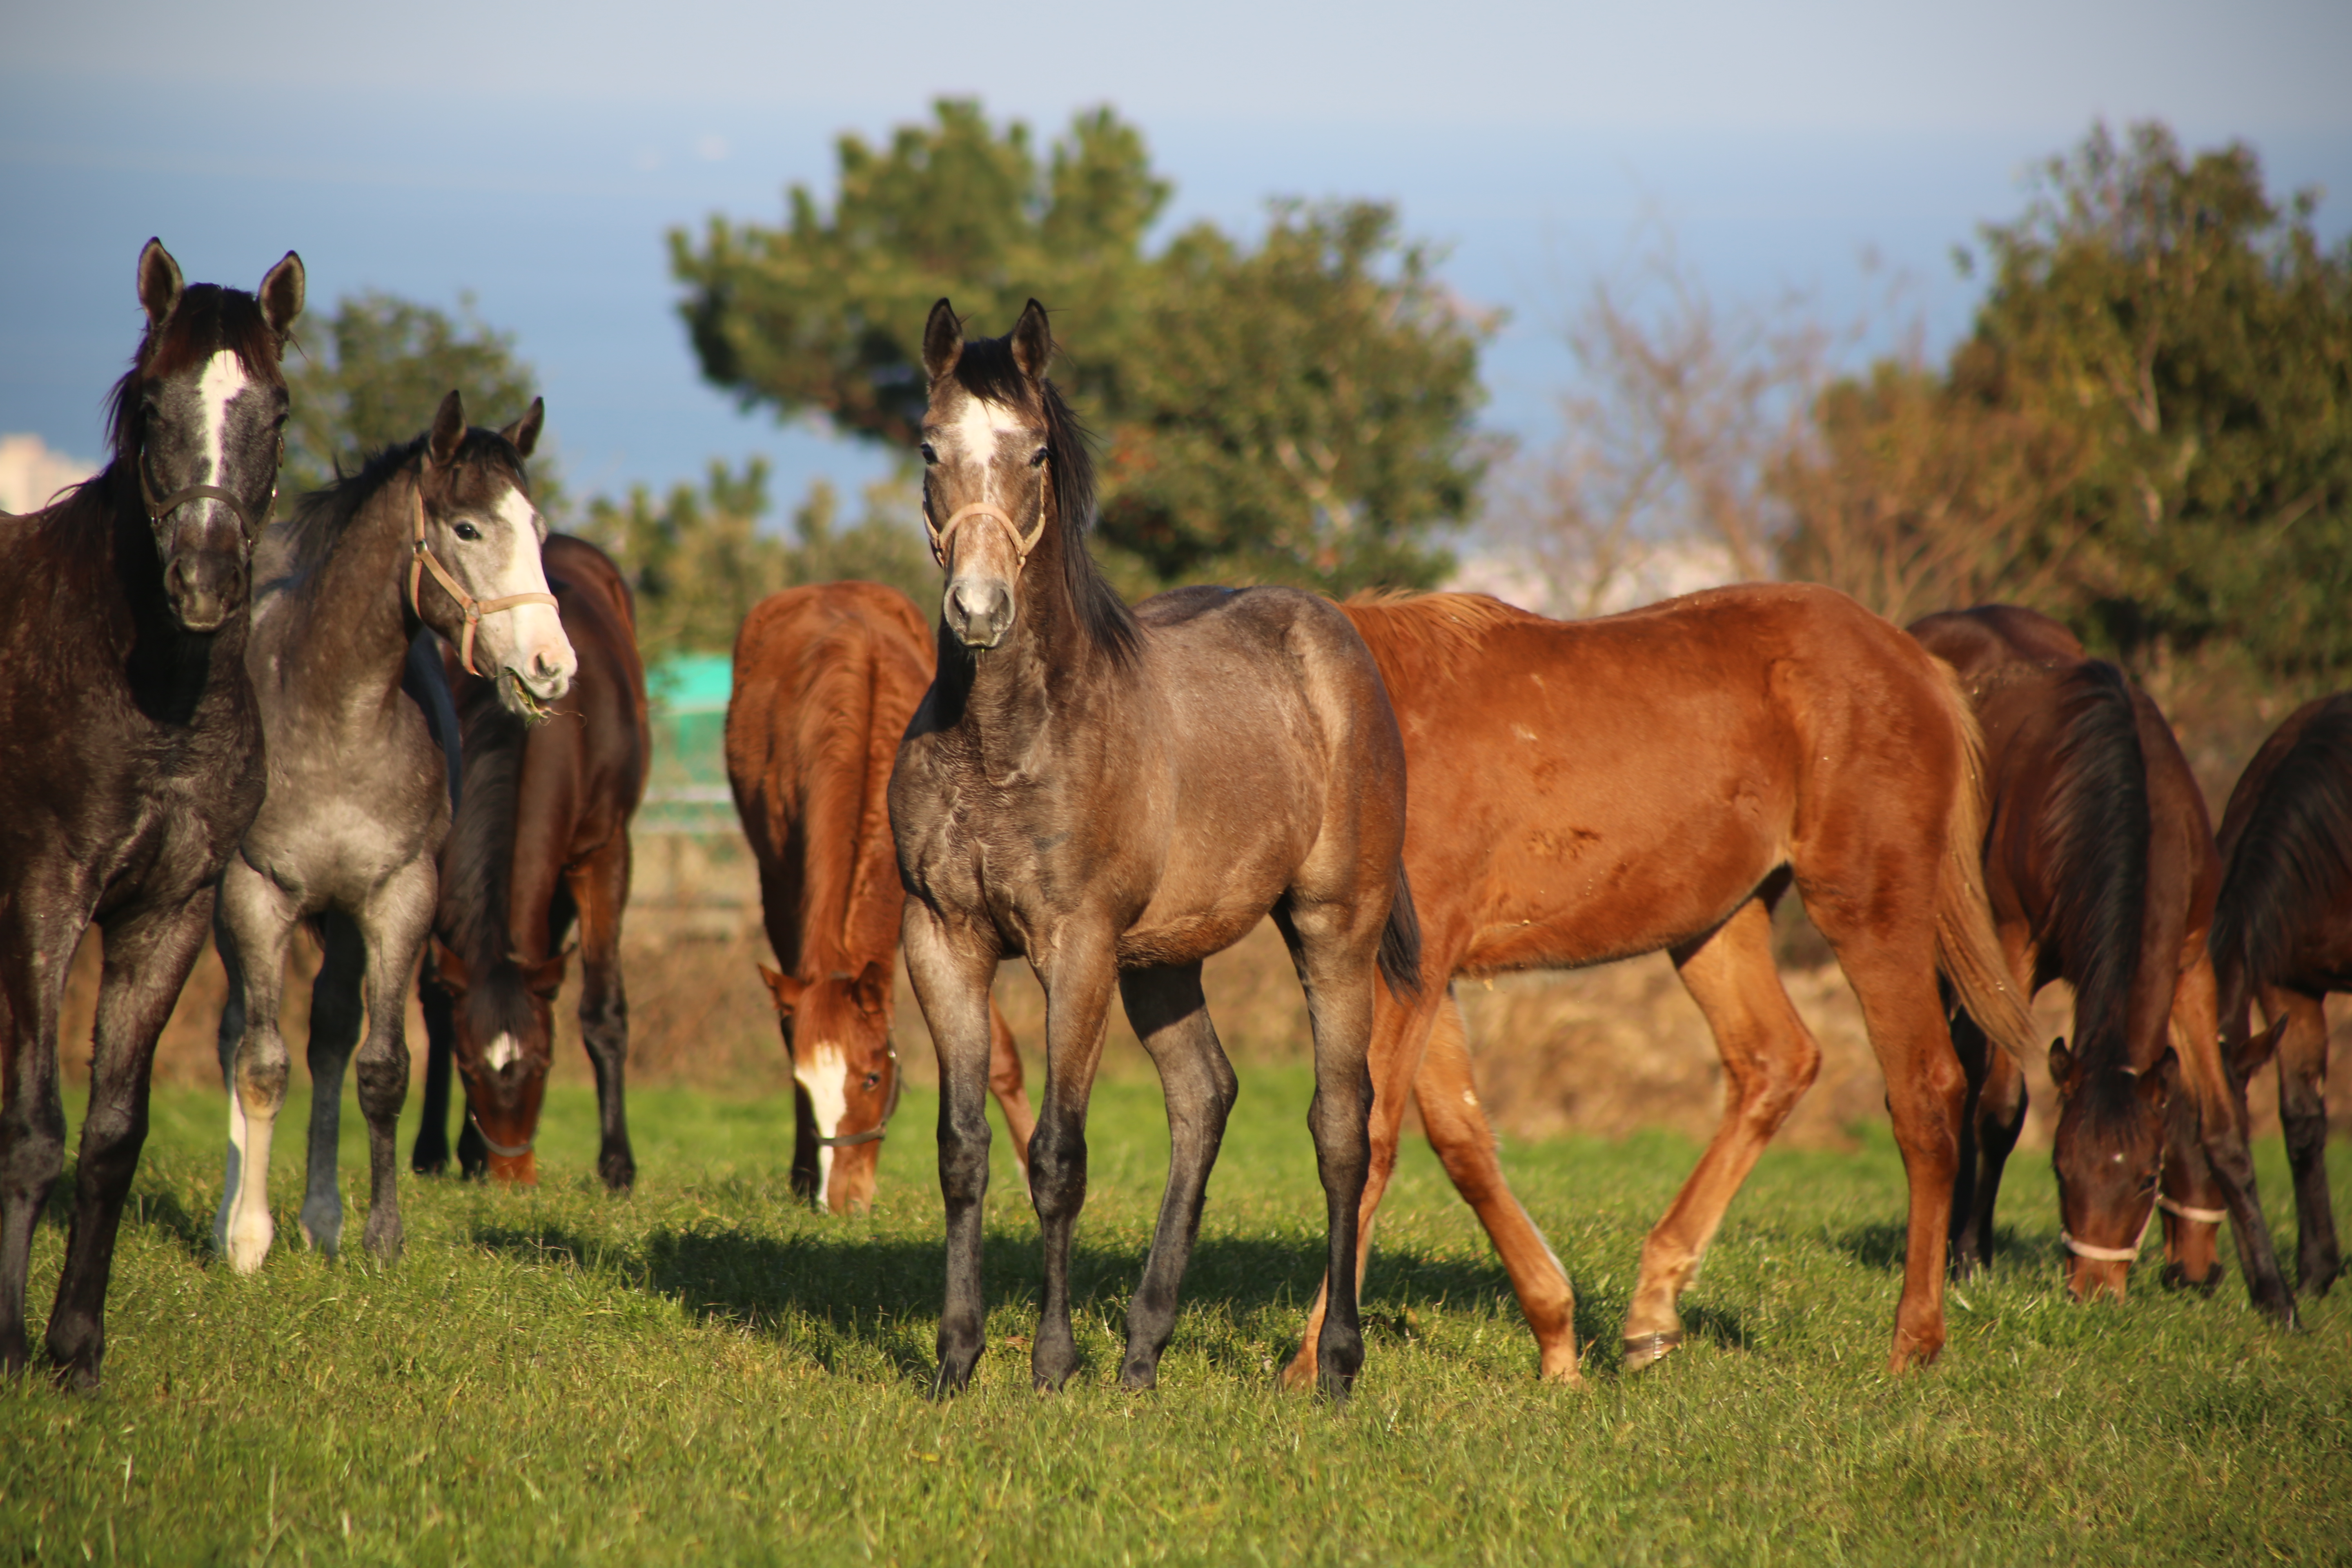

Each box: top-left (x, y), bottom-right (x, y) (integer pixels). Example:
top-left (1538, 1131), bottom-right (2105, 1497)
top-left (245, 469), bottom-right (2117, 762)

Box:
top-left (1908, 607), bottom-right (2290, 1320)
top-left (891, 301), bottom-right (1418, 1401)
top-left (409, 535), bottom-right (648, 1188)
top-left (2164, 691), bottom-right (2352, 1298)
top-left (1, 240), bottom-right (301, 1385)
top-left (726, 579), bottom-right (1036, 1214)
top-left (1280, 584), bottom-right (2037, 1385)
top-left (214, 394), bottom-right (577, 1272)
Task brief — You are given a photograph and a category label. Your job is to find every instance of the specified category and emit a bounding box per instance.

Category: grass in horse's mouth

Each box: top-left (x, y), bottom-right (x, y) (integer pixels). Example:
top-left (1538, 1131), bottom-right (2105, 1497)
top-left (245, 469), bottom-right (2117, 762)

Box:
top-left (504, 670), bottom-right (555, 724)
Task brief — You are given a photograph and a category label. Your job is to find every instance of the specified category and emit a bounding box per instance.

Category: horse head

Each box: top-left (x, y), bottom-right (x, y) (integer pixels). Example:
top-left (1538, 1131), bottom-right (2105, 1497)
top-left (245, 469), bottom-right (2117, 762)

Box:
top-left (117, 238), bottom-right (303, 633)
top-left (758, 960), bottom-right (898, 1214)
top-left (430, 936), bottom-right (567, 1185)
top-left (2049, 1035), bottom-right (2176, 1301)
top-left (408, 391), bottom-right (577, 719)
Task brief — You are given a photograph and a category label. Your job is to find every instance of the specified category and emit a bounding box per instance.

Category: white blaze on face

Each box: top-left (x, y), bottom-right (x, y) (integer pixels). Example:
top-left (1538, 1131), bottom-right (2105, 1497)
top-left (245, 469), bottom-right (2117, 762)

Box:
top-left (796, 1040), bottom-right (850, 1206)
top-left (484, 1030), bottom-right (520, 1074)
top-left (479, 486), bottom-right (574, 695)
top-left (196, 352), bottom-right (251, 492)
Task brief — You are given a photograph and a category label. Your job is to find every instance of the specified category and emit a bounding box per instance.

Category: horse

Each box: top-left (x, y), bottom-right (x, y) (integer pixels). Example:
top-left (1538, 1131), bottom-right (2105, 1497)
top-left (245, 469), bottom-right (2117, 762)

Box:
top-left (726, 579), bottom-right (1037, 1214)
top-left (1274, 585), bottom-right (2041, 1385)
top-left (0, 238), bottom-right (302, 1385)
top-left (212, 390), bottom-right (577, 1273)
top-left (1907, 606), bottom-right (2290, 1320)
top-left (409, 535), bottom-right (649, 1189)
top-left (2163, 690), bottom-right (2352, 1298)
top-left (890, 300), bottom-right (1419, 1401)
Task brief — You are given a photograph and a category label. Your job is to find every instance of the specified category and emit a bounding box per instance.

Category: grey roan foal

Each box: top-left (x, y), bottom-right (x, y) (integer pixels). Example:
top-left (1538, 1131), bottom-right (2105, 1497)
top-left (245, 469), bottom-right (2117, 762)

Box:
top-left (214, 390), bottom-right (576, 1272)
top-left (889, 300), bottom-right (1421, 1401)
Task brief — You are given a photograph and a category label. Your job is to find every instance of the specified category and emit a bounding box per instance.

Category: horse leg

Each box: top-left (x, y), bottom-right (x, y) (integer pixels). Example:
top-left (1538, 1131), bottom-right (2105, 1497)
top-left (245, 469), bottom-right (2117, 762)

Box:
top-left (901, 904), bottom-right (1007, 1396)
top-left (297, 912), bottom-right (365, 1256)
top-left (1950, 1009), bottom-right (2027, 1276)
top-left (1115, 963), bottom-right (1239, 1391)
top-left (571, 840), bottom-right (636, 1192)
top-left (1625, 897), bottom-right (1822, 1371)
top-left (352, 862), bottom-right (432, 1263)
top-left (44, 893), bottom-right (214, 1388)
top-left (1026, 939), bottom-right (1119, 1393)
top-left (411, 965), bottom-right (457, 1177)
top-left (987, 996), bottom-right (1036, 1185)
top-left (2175, 953), bottom-right (2296, 1323)
top-left (0, 884), bottom-right (83, 1377)
top-left (2270, 989), bottom-right (2338, 1295)
top-left (213, 860), bottom-right (300, 1274)
top-left (1278, 975), bottom-right (1445, 1390)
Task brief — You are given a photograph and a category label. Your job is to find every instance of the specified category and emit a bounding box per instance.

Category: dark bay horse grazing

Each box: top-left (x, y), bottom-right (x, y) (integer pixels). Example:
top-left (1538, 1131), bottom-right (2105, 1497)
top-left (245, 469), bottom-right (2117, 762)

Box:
top-left (1274, 586), bottom-right (2037, 1385)
top-left (891, 301), bottom-right (1418, 1401)
top-left (1907, 607), bottom-right (2289, 1321)
top-left (410, 535), bottom-right (648, 1188)
top-left (726, 579), bottom-right (1036, 1214)
top-left (214, 392), bottom-right (577, 1272)
top-left (2164, 691), bottom-right (2352, 1298)
top-left (1, 239), bottom-right (302, 1385)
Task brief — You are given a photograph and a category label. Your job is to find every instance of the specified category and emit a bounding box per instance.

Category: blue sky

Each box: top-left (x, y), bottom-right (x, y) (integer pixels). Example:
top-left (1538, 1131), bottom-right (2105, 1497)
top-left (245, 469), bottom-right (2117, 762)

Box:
top-left (6, 0), bottom-right (2347, 517)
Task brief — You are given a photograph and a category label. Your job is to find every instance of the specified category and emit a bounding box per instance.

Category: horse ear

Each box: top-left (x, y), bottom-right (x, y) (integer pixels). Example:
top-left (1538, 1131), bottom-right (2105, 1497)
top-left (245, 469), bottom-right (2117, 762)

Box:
top-left (758, 962), bottom-right (805, 1017)
top-left (427, 390), bottom-right (466, 468)
top-left (429, 935), bottom-right (471, 993)
top-left (1009, 299), bottom-right (1053, 381)
top-left (2241, 1013), bottom-right (2289, 1074)
top-left (2047, 1037), bottom-right (2074, 1092)
top-left (520, 949), bottom-right (569, 1000)
top-left (2139, 1047), bottom-right (2179, 1108)
top-left (258, 251), bottom-right (305, 341)
top-left (921, 298), bottom-right (962, 384)
top-left (500, 396), bottom-right (544, 458)
top-left (851, 960), bottom-right (892, 1019)
top-left (137, 238), bottom-right (183, 331)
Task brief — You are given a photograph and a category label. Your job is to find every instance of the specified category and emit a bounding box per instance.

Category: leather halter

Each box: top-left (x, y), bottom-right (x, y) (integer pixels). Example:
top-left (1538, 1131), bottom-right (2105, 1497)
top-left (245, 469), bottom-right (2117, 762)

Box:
top-left (139, 457), bottom-right (270, 541)
top-left (2157, 1194), bottom-right (2229, 1225)
top-left (812, 1041), bottom-right (902, 1149)
top-left (407, 483), bottom-right (558, 678)
top-left (466, 1108), bottom-right (533, 1161)
top-left (927, 500), bottom-right (1045, 571)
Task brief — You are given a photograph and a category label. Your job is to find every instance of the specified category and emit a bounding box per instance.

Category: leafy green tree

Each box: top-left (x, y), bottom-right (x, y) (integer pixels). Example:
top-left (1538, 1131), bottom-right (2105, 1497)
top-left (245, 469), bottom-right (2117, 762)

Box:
top-left (285, 292), bottom-right (553, 504)
top-left (671, 100), bottom-right (1491, 594)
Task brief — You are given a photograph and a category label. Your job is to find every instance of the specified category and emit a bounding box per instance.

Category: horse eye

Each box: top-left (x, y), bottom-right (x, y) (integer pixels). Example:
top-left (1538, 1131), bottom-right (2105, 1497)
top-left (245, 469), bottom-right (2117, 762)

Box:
top-left (919, 443), bottom-right (938, 465)
top-left (1030, 448), bottom-right (1048, 468)
top-left (454, 521), bottom-right (482, 542)
top-left (863, 1073), bottom-right (881, 1091)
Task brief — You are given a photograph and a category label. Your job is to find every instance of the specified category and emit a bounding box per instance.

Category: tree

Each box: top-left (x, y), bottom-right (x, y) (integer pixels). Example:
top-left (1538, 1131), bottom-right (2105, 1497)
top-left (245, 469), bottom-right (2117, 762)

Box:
top-left (671, 100), bottom-right (1492, 594)
top-left (285, 292), bottom-right (551, 503)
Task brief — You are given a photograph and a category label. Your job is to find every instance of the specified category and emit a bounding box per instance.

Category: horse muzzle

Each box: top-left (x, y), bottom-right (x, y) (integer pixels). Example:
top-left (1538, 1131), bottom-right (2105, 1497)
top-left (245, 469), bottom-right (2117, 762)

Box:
top-left (944, 577), bottom-right (1013, 649)
top-left (163, 545), bottom-right (247, 634)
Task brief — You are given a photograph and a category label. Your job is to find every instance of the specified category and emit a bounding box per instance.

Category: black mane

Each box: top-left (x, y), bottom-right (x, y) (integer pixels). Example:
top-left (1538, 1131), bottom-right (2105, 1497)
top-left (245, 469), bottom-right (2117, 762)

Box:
top-left (2212, 695), bottom-right (2352, 1009)
top-left (2042, 661), bottom-right (2152, 1116)
top-left (278, 427), bottom-right (526, 595)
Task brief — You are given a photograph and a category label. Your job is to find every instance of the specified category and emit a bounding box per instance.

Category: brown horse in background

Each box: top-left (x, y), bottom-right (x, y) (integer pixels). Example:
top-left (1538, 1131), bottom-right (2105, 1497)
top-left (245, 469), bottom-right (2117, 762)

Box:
top-left (1275, 584), bottom-right (2035, 1384)
top-left (410, 535), bottom-right (649, 1188)
top-left (2165, 691), bottom-right (2352, 1299)
top-left (1908, 607), bottom-right (2289, 1320)
top-left (727, 579), bottom-right (1036, 1214)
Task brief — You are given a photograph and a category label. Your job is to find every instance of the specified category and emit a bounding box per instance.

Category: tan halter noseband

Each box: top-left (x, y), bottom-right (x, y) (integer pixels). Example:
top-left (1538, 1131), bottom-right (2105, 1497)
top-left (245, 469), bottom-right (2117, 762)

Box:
top-left (927, 500), bottom-right (1045, 571)
top-left (139, 454), bottom-right (272, 542)
top-left (407, 483), bottom-right (557, 678)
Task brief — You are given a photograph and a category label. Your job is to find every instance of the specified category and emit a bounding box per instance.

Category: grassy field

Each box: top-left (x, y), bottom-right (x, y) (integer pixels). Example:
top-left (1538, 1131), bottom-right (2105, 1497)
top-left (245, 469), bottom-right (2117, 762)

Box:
top-left (3, 1066), bottom-right (2347, 1565)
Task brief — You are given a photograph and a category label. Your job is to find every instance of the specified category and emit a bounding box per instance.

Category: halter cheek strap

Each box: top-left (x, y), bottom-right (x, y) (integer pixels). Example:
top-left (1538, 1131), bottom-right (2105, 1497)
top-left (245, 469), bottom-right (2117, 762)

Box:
top-left (408, 484), bottom-right (559, 678)
top-left (927, 500), bottom-right (1045, 571)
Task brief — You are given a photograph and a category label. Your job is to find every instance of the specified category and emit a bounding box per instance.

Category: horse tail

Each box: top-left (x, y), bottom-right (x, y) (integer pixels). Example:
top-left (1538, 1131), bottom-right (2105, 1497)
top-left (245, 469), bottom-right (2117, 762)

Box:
top-left (1925, 657), bottom-right (2038, 1066)
top-left (1377, 861), bottom-right (1424, 1002)
top-left (2041, 662), bottom-right (2152, 1075)
top-left (2210, 695), bottom-right (2352, 1049)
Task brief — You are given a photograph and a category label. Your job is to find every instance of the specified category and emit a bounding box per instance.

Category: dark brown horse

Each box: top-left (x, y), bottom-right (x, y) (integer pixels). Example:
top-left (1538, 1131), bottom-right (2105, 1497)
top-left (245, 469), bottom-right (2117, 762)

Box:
top-left (0, 239), bottom-right (301, 1385)
top-left (1276, 586), bottom-right (2036, 1384)
top-left (410, 535), bottom-right (648, 1189)
top-left (2164, 691), bottom-right (2352, 1298)
top-left (891, 301), bottom-right (1418, 1401)
top-left (726, 579), bottom-right (1036, 1214)
top-left (1908, 606), bottom-right (2289, 1320)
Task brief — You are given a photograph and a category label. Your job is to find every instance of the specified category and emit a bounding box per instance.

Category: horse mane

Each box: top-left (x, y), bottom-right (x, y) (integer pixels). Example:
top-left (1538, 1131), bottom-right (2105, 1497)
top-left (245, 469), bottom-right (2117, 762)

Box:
top-left (2040, 660), bottom-right (2152, 1119)
top-left (278, 428), bottom-right (528, 597)
top-left (1340, 590), bottom-right (1531, 690)
top-left (103, 284), bottom-right (289, 463)
top-left (439, 693), bottom-right (527, 974)
top-left (951, 333), bottom-right (1138, 666)
top-left (2211, 695), bottom-right (2352, 1014)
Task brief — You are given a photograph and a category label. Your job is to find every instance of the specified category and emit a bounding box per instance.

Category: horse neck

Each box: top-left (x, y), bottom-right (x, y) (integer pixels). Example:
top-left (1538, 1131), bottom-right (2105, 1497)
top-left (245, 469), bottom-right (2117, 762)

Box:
top-left (442, 688), bottom-right (538, 966)
top-left (89, 463), bottom-right (250, 724)
top-left (935, 532), bottom-right (1127, 750)
top-left (278, 474), bottom-right (421, 708)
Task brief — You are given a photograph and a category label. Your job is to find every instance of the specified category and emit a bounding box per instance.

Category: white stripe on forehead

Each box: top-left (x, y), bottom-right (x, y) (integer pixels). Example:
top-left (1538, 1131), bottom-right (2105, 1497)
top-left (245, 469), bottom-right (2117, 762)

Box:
top-left (196, 352), bottom-right (251, 484)
top-left (490, 486), bottom-right (543, 594)
top-left (797, 1040), bottom-right (849, 1207)
top-left (947, 398), bottom-right (1028, 483)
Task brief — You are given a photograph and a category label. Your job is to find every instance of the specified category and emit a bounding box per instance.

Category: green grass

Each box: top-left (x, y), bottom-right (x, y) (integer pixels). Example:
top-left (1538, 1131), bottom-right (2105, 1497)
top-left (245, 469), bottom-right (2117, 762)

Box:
top-left (4, 1068), bottom-right (2348, 1565)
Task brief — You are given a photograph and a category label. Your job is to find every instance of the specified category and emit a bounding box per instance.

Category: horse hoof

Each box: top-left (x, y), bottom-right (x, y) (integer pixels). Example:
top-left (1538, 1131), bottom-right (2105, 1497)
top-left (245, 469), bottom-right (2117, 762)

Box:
top-left (929, 1361), bottom-right (974, 1400)
top-left (1117, 1357), bottom-right (1159, 1392)
top-left (221, 1219), bottom-right (274, 1276)
top-left (1622, 1330), bottom-right (1682, 1372)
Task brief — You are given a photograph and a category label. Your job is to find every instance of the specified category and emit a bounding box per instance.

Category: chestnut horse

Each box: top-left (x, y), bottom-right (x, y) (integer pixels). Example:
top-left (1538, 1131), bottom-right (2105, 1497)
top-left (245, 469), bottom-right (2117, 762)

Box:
top-left (1278, 585), bottom-right (2037, 1384)
top-left (726, 579), bottom-right (1036, 1214)
top-left (892, 300), bottom-right (1418, 1401)
top-left (1, 240), bottom-right (301, 1385)
top-left (1908, 607), bottom-right (2289, 1320)
top-left (2164, 691), bottom-right (2352, 1298)
top-left (410, 535), bottom-right (648, 1189)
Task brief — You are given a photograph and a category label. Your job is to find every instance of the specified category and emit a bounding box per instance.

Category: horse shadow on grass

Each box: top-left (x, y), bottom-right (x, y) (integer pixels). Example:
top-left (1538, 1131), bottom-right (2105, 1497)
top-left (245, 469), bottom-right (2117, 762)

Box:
top-left (1831, 1218), bottom-right (2064, 1277)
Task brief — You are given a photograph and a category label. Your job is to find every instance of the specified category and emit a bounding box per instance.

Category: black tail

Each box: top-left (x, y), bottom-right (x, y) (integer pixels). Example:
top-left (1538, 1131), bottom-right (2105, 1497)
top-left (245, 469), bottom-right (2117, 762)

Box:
top-left (1377, 862), bottom-right (1424, 1001)
top-left (2044, 662), bottom-right (2150, 1078)
top-left (2212, 695), bottom-right (2352, 1029)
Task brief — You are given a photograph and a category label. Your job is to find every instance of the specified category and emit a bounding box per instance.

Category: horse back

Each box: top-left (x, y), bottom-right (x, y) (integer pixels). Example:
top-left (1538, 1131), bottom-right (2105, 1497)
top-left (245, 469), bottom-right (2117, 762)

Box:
top-left (727, 581), bottom-right (932, 979)
top-left (2213, 693), bottom-right (2352, 998)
